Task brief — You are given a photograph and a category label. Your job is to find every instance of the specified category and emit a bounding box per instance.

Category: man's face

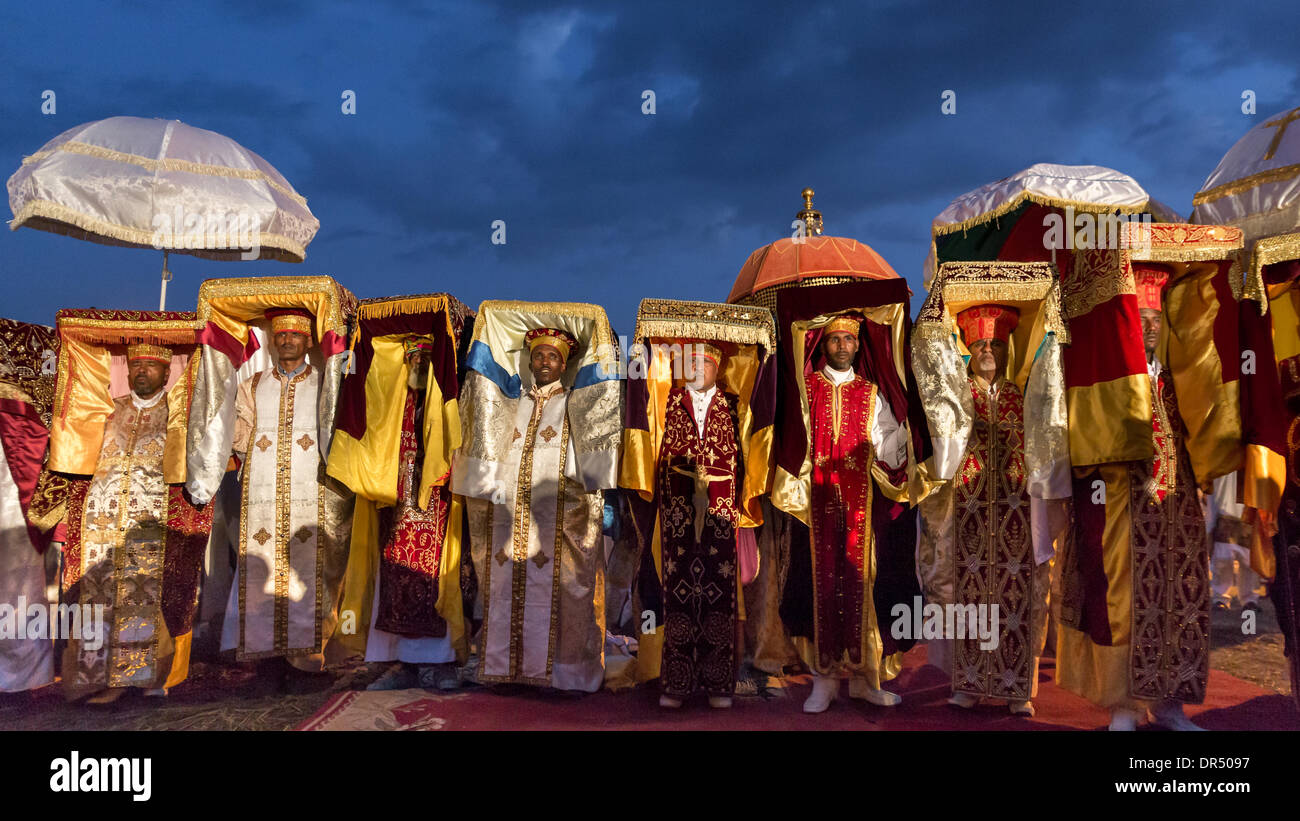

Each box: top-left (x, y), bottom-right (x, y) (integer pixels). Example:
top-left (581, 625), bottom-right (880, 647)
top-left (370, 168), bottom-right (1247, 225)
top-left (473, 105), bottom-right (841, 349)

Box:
top-left (274, 331), bottom-right (309, 366)
top-left (128, 358), bottom-right (169, 398)
top-left (1139, 308), bottom-right (1162, 358)
top-left (406, 349), bottom-right (430, 390)
top-left (529, 344), bottom-right (564, 387)
top-left (969, 337), bottom-right (1008, 381)
top-left (687, 353), bottom-right (718, 391)
top-left (822, 330), bottom-right (858, 371)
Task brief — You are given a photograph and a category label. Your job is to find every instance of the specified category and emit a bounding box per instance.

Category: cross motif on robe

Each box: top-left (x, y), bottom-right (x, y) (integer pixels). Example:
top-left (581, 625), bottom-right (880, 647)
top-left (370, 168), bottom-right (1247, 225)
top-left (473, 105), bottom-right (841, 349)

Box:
top-left (255, 435), bottom-right (273, 452)
top-left (297, 434), bottom-right (314, 451)
top-left (1262, 107), bottom-right (1300, 160)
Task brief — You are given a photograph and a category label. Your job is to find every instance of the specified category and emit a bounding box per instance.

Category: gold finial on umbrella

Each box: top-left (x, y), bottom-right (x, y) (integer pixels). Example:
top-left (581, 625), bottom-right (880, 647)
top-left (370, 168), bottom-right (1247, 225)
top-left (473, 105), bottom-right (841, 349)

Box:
top-left (796, 187), bottom-right (823, 237)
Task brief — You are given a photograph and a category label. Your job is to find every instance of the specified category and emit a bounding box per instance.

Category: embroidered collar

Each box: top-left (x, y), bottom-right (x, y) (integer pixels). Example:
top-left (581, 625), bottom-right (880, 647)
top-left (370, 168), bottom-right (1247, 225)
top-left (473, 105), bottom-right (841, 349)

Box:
top-left (530, 380), bottom-right (565, 400)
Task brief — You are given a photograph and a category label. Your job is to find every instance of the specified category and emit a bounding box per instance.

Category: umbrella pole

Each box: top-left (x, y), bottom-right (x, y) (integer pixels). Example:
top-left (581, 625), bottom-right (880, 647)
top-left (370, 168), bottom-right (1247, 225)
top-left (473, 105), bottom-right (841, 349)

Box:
top-left (159, 250), bottom-right (172, 311)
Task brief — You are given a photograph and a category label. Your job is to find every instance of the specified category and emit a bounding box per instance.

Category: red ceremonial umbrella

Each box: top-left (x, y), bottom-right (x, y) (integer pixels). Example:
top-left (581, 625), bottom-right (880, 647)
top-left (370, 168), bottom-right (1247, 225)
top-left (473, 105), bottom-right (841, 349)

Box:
top-left (727, 188), bottom-right (899, 312)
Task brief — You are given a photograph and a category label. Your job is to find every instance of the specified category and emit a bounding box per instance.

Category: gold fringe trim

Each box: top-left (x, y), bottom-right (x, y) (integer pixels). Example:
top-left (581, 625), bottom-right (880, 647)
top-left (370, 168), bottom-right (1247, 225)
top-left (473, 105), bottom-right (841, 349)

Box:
top-left (10, 200), bottom-right (308, 262)
top-left (1193, 163), bottom-right (1300, 206)
top-left (357, 294), bottom-right (455, 321)
top-left (196, 275), bottom-right (354, 334)
top-left (56, 315), bottom-right (202, 348)
top-left (932, 192), bottom-right (1148, 238)
top-left (919, 261), bottom-right (1070, 343)
top-left (1242, 233), bottom-right (1300, 315)
top-left (1128, 242), bottom-right (1243, 262)
top-left (633, 298), bottom-right (775, 349)
top-left (24, 141), bottom-right (310, 209)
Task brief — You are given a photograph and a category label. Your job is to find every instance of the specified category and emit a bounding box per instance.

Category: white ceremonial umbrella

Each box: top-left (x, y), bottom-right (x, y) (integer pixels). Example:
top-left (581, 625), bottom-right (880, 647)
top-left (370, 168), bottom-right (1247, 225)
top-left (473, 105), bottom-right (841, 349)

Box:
top-left (7, 115), bottom-right (320, 309)
top-left (1193, 104), bottom-right (1300, 267)
top-left (924, 163), bottom-right (1152, 288)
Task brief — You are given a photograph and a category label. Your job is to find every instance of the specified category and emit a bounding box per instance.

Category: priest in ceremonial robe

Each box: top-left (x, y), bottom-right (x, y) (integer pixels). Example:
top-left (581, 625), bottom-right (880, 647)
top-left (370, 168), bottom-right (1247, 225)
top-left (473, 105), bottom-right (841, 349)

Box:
top-left (1058, 266), bottom-right (1212, 731)
top-left (655, 342), bottom-right (742, 709)
top-left (942, 304), bottom-right (1066, 717)
top-left (798, 314), bottom-right (911, 713)
top-left (327, 293), bottom-right (472, 694)
top-left (454, 304), bottom-right (621, 693)
top-left (221, 308), bottom-right (337, 685)
top-left (58, 338), bottom-right (212, 703)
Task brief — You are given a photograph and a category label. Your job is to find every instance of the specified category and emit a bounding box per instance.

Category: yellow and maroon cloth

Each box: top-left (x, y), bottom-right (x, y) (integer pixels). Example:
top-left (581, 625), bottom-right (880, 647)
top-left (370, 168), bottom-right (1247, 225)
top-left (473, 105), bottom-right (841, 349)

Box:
top-left (327, 293), bottom-right (472, 661)
top-left (44, 309), bottom-right (212, 696)
top-left (619, 298), bottom-right (776, 687)
top-left (773, 279), bottom-right (931, 685)
top-left (1055, 224), bottom-right (1250, 708)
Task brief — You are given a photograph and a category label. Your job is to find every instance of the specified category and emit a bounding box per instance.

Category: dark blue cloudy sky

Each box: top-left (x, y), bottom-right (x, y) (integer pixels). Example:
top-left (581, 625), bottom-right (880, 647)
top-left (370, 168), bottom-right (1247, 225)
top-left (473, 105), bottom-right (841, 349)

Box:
top-left (2, 1), bottom-right (1298, 334)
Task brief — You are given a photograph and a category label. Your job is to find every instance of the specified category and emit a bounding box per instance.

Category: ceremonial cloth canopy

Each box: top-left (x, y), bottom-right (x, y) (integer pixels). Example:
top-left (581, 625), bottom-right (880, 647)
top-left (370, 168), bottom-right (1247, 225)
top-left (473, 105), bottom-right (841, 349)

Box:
top-left (455, 300), bottom-right (622, 496)
top-left (772, 279), bottom-right (932, 523)
top-left (621, 298), bottom-right (777, 528)
top-left (330, 293), bottom-right (473, 508)
top-left (912, 261), bottom-right (1070, 486)
top-left (48, 309), bottom-right (201, 481)
top-left (926, 163), bottom-right (1153, 287)
top-left (7, 116), bottom-right (319, 262)
top-left (185, 275), bottom-right (356, 506)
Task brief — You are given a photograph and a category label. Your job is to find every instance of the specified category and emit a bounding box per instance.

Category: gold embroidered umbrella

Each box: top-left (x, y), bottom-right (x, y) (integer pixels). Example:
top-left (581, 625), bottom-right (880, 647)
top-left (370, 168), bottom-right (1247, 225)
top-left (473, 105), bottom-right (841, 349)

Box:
top-left (7, 115), bottom-right (320, 309)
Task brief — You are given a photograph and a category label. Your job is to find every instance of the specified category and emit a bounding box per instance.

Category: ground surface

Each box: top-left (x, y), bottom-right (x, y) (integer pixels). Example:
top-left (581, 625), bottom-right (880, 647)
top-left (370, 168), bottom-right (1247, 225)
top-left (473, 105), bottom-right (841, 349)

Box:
top-left (1, 599), bottom-right (1292, 731)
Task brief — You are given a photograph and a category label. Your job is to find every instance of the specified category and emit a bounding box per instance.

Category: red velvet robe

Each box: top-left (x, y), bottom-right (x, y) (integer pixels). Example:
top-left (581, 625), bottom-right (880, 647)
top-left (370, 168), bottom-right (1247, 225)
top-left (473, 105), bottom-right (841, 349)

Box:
top-left (375, 388), bottom-right (449, 637)
top-left (656, 385), bottom-right (741, 697)
top-left (806, 371), bottom-right (885, 676)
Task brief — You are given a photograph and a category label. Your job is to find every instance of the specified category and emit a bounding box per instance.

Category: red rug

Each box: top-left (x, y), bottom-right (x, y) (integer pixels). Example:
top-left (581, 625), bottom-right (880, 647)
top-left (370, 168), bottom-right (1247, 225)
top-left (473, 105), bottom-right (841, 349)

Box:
top-left (296, 647), bottom-right (1300, 731)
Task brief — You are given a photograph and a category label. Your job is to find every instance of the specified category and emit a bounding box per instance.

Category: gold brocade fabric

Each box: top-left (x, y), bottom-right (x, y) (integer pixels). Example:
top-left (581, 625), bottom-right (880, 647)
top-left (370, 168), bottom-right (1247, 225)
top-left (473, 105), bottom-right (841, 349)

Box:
top-left (63, 395), bottom-right (172, 699)
top-left (950, 380), bottom-right (1037, 700)
top-left (1127, 374), bottom-right (1211, 703)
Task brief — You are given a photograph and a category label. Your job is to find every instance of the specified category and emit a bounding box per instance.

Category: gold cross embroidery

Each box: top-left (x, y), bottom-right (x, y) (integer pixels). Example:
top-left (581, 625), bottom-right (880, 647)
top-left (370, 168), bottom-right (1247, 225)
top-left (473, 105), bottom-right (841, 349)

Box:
top-left (293, 526), bottom-right (314, 544)
top-left (494, 549), bottom-right (509, 566)
top-left (253, 528), bottom-right (272, 545)
top-left (1262, 107), bottom-right (1300, 161)
top-left (512, 429), bottom-right (522, 441)
top-left (530, 551), bottom-right (549, 569)
top-left (540, 425), bottom-right (558, 442)
top-left (255, 435), bottom-right (273, 452)
top-left (297, 434), bottom-right (314, 451)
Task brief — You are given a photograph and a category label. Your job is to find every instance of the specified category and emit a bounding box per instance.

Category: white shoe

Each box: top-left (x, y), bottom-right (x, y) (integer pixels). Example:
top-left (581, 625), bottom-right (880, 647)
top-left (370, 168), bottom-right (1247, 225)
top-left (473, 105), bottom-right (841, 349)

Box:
top-left (708, 696), bottom-right (732, 709)
top-left (1108, 708), bottom-right (1142, 731)
top-left (1008, 699), bottom-right (1035, 717)
top-left (848, 678), bottom-right (902, 706)
top-left (947, 691), bottom-right (978, 709)
top-left (1148, 701), bottom-right (1205, 731)
top-left (803, 675), bottom-right (839, 713)
top-left (144, 687), bottom-right (168, 698)
top-left (658, 694), bottom-right (683, 709)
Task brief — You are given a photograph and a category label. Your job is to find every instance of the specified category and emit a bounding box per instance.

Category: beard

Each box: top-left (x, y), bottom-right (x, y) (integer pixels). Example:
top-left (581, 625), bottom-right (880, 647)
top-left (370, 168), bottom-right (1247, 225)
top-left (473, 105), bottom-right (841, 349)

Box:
top-left (407, 367), bottom-right (429, 391)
